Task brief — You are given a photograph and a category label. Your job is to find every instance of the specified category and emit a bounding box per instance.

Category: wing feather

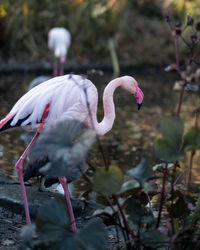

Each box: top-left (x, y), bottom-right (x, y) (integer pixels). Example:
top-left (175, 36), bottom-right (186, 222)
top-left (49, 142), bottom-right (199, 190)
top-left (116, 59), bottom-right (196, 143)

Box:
top-left (5, 75), bottom-right (97, 130)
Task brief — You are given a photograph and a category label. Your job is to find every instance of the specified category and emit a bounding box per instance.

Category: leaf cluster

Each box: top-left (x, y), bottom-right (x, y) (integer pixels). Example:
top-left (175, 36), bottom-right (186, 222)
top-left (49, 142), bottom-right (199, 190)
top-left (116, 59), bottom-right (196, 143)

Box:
top-left (154, 116), bottom-right (200, 162)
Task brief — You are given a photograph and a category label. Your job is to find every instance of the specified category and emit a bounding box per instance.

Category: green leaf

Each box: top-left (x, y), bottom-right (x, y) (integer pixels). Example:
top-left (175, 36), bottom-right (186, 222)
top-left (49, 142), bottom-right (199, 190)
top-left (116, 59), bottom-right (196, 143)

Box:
top-left (40, 129), bottom-right (96, 178)
top-left (154, 138), bottom-right (182, 162)
top-left (182, 127), bottom-right (200, 152)
top-left (190, 195), bottom-right (200, 226)
top-left (125, 198), bottom-right (146, 224)
top-left (117, 179), bottom-right (140, 196)
top-left (159, 117), bottom-right (184, 148)
top-left (29, 120), bottom-right (96, 179)
top-left (168, 195), bottom-right (189, 219)
top-left (140, 229), bottom-right (169, 248)
top-left (93, 165), bottom-right (123, 196)
top-left (126, 198), bottom-right (155, 227)
top-left (73, 221), bottom-right (107, 250)
top-left (126, 159), bottom-right (154, 184)
top-left (36, 198), bottom-right (72, 236)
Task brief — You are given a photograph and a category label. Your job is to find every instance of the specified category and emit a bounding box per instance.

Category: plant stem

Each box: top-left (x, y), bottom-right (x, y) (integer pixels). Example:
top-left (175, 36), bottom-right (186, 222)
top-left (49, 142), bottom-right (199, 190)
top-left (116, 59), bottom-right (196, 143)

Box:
top-left (187, 151), bottom-right (195, 186)
top-left (156, 163), bottom-right (168, 228)
top-left (188, 108), bottom-right (199, 186)
top-left (170, 162), bottom-right (178, 234)
top-left (174, 35), bottom-right (180, 73)
top-left (106, 197), bottom-right (122, 246)
top-left (114, 195), bottom-right (135, 249)
top-left (176, 84), bottom-right (185, 117)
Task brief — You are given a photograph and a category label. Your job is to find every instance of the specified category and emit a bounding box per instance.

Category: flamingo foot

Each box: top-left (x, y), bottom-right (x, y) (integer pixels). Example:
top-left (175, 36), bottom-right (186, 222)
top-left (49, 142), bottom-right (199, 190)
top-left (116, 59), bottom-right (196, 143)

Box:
top-left (59, 176), bottom-right (77, 232)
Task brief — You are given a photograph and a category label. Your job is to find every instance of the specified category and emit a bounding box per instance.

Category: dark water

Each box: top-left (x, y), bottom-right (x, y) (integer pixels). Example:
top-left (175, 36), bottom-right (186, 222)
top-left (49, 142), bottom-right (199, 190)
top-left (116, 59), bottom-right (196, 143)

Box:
top-left (0, 71), bottom-right (199, 196)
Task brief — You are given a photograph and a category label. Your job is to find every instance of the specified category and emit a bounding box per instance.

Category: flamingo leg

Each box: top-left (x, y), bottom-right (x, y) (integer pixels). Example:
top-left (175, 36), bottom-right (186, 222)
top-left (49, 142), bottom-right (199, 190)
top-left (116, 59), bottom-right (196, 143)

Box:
top-left (58, 176), bottom-right (77, 232)
top-left (15, 132), bottom-right (40, 224)
top-left (59, 62), bottom-right (64, 76)
top-left (53, 58), bottom-right (58, 77)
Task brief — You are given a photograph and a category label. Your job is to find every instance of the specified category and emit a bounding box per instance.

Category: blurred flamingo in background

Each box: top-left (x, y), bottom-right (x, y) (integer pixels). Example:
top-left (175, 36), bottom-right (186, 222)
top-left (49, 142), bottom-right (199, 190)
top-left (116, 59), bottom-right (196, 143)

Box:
top-left (48, 27), bottom-right (71, 76)
top-left (0, 74), bottom-right (144, 232)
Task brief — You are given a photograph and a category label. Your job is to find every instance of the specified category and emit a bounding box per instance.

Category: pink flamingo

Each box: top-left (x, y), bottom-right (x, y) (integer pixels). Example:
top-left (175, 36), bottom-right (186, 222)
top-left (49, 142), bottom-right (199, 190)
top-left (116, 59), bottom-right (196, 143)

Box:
top-left (48, 27), bottom-right (71, 76)
top-left (0, 74), bottom-right (143, 232)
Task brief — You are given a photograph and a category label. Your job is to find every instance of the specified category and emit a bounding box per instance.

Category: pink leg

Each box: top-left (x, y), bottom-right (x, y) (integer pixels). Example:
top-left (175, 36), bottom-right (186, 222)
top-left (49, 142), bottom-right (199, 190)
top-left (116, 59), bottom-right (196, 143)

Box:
top-left (15, 132), bottom-right (40, 224)
top-left (59, 62), bottom-right (64, 76)
top-left (58, 177), bottom-right (77, 232)
top-left (53, 59), bottom-right (58, 77)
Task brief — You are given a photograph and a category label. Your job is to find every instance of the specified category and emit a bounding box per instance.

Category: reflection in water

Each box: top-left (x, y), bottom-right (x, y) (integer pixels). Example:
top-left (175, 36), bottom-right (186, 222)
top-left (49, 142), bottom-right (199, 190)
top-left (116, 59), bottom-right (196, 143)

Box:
top-left (0, 72), bottom-right (199, 196)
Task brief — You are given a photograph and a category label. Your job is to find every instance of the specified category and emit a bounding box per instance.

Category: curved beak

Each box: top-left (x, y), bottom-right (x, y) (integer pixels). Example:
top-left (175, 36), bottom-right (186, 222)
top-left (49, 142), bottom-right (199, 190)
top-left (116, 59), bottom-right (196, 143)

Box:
top-left (134, 86), bottom-right (144, 111)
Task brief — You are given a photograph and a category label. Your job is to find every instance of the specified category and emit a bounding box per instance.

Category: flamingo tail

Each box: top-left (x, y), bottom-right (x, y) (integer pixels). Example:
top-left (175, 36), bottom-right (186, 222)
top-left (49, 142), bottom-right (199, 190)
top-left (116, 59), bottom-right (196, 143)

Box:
top-left (0, 113), bottom-right (31, 132)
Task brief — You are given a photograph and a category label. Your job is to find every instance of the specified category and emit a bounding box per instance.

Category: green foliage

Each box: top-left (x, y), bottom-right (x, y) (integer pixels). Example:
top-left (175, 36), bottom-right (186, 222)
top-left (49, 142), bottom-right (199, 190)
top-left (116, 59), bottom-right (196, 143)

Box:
top-left (126, 158), bottom-right (154, 184)
top-left (21, 199), bottom-right (107, 250)
top-left (154, 117), bottom-right (184, 162)
top-left (126, 198), bottom-right (154, 226)
top-left (0, 0), bottom-right (176, 66)
top-left (93, 165), bottom-right (123, 196)
top-left (182, 127), bottom-right (200, 152)
top-left (117, 179), bottom-right (140, 196)
top-left (159, 117), bottom-right (184, 148)
top-left (30, 120), bottom-right (96, 178)
top-left (154, 138), bottom-right (182, 162)
top-left (140, 229), bottom-right (169, 249)
top-left (167, 191), bottom-right (190, 219)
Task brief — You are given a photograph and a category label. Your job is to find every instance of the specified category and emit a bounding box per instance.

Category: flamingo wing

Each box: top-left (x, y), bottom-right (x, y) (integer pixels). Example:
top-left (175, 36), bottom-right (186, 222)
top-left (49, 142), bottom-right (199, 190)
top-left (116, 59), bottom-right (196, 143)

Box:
top-left (0, 75), bottom-right (97, 132)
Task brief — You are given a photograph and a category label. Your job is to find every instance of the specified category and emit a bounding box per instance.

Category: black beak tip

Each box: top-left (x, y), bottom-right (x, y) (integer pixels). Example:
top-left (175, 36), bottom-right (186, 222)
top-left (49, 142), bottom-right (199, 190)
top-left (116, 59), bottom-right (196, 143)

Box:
top-left (137, 103), bottom-right (142, 110)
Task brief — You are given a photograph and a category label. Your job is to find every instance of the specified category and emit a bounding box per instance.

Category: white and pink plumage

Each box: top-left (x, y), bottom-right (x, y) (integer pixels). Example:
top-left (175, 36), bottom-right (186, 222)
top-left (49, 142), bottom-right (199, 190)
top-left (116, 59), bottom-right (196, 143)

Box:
top-left (48, 27), bottom-right (71, 76)
top-left (0, 74), bottom-right (144, 232)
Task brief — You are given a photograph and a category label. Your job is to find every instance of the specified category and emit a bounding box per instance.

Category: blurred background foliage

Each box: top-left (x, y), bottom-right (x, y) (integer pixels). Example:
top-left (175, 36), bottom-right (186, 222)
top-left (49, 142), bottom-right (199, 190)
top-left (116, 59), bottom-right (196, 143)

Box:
top-left (0, 0), bottom-right (199, 67)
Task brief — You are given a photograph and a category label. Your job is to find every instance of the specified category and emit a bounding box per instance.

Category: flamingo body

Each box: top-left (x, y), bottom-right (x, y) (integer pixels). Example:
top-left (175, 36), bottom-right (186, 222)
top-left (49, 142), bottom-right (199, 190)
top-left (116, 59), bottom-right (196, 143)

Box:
top-left (0, 74), bottom-right (143, 230)
top-left (48, 28), bottom-right (71, 76)
top-left (0, 74), bottom-right (143, 135)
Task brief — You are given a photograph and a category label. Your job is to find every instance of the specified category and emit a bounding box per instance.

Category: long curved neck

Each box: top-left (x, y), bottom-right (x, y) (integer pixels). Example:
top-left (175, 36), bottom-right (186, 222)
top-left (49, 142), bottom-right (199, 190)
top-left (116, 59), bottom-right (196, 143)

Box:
top-left (92, 77), bottom-right (122, 135)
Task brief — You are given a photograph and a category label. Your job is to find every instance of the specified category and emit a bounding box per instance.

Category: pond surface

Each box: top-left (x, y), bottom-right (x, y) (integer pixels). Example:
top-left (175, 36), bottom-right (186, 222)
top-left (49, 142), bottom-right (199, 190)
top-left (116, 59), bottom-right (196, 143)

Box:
top-left (0, 71), bottom-right (199, 196)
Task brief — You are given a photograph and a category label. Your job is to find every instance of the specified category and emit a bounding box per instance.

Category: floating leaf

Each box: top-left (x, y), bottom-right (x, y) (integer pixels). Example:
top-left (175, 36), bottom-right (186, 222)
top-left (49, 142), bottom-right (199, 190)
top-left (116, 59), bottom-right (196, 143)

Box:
top-left (182, 127), bottom-right (200, 152)
top-left (154, 138), bottom-right (182, 162)
top-left (117, 179), bottom-right (140, 196)
top-left (93, 165), bottom-right (123, 196)
top-left (159, 117), bottom-right (184, 148)
top-left (140, 229), bottom-right (169, 248)
top-left (126, 159), bottom-right (154, 184)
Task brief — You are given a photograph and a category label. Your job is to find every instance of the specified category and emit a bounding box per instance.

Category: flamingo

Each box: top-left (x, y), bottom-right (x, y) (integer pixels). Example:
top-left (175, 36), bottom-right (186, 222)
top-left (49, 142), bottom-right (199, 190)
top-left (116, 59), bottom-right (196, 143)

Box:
top-left (0, 74), bottom-right (144, 232)
top-left (48, 27), bottom-right (71, 76)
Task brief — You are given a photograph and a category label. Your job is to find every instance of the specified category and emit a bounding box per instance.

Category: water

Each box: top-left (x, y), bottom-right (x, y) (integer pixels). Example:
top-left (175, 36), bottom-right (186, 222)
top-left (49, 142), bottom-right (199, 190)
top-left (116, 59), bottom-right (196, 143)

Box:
top-left (0, 71), bottom-right (199, 196)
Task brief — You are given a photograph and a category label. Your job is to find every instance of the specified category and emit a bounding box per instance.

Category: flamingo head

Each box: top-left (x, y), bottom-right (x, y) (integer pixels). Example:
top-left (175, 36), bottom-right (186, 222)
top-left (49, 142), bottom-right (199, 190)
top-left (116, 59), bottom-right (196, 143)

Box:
top-left (121, 76), bottom-right (144, 110)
